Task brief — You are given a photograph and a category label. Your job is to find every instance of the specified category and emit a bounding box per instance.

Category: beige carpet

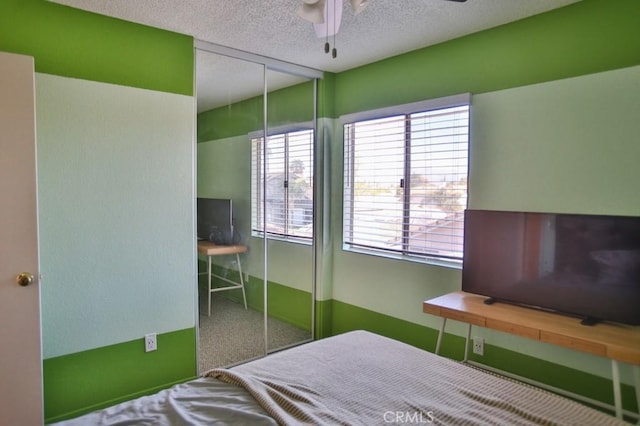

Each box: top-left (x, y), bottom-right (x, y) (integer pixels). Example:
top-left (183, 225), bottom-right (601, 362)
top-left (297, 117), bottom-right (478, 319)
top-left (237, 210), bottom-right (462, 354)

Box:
top-left (198, 295), bottom-right (311, 373)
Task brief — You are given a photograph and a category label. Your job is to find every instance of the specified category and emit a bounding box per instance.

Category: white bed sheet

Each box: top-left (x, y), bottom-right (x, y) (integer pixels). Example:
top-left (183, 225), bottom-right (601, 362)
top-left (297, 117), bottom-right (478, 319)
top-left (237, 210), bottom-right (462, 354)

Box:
top-left (51, 377), bottom-right (275, 425)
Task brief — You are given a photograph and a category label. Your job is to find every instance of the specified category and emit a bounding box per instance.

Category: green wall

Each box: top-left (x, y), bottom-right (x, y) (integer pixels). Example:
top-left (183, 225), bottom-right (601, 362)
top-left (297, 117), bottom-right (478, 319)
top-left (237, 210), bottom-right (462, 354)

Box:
top-left (469, 65), bottom-right (640, 214)
top-left (0, 0), bottom-right (193, 96)
top-left (1, 0), bottom-right (197, 423)
top-left (43, 329), bottom-right (196, 423)
top-left (199, 0), bottom-right (640, 129)
top-left (333, 0), bottom-right (640, 117)
top-left (197, 79), bottom-right (317, 142)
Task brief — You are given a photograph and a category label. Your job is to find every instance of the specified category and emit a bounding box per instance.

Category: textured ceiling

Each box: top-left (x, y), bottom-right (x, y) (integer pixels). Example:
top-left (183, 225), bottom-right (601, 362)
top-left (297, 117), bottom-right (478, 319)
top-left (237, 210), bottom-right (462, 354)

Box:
top-left (52, 0), bottom-right (581, 111)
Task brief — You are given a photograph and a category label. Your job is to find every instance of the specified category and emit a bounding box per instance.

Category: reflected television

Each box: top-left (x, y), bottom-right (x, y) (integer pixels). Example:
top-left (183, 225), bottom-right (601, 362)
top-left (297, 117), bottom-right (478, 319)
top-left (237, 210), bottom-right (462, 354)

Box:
top-left (197, 198), bottom-right (234, 245)
top-left (461, 209), bottom-right (640, 325)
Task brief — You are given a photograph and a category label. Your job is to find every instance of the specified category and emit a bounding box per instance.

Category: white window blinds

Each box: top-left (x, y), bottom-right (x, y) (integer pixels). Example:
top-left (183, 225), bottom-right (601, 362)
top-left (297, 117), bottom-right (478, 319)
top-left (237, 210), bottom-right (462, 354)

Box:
top-left (343, 102), bottom-right (469, 262)
top-left (251, 129), bottom-right (314, 241)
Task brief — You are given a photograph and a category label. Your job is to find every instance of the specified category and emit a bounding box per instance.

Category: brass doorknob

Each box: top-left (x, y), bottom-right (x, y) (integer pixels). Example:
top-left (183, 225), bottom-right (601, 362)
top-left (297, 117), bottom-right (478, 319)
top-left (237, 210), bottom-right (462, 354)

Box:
top-left (16, 272), bottom-right (34, 287)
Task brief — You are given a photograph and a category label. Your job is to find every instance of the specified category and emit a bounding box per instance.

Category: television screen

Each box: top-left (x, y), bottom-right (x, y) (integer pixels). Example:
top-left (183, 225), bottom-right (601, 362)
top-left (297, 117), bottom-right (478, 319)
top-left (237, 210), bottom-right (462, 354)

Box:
top-left (197, 198), bottom-right (234, 245)
top-left (462, 209), bottom-right (640, 325)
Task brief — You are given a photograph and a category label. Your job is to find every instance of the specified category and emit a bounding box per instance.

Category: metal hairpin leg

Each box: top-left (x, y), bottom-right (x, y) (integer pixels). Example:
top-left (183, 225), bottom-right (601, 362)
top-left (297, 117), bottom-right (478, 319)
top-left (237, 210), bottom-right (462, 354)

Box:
top-left (207, 253), bottom-right (248, 316)
top-left (435, 318), bottom-right (447, 354)
top-left (612, 359), bottom-right (622, 419)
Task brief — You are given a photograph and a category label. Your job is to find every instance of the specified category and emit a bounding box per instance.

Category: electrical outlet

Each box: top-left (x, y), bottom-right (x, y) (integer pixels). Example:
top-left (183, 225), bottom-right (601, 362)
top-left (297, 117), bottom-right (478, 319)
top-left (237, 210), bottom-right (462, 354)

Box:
top-left (472, 337), bottom-right (484, 356)
top-left (145, 333), bottom-right (157, 352)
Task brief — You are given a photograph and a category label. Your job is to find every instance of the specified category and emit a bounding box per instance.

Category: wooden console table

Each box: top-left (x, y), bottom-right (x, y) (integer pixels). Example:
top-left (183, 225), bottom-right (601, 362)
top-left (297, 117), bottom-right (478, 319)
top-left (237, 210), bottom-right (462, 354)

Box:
top-left (423, 291), bottom-right (640, 420)
top-left (197, 241), bottom-right (248, 316)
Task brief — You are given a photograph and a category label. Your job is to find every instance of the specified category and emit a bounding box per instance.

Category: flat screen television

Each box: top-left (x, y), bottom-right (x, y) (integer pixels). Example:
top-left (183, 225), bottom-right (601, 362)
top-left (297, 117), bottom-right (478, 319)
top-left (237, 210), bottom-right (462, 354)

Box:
top-left (197, 198), bottom-right (234, 245)
top-left (462, 209), bottom-right (640, 325)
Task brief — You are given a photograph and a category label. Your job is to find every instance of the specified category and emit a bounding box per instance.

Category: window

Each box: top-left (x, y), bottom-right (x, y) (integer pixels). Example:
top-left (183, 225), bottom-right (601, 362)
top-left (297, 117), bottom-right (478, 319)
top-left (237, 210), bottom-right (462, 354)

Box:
top-left (343, 97), bottom-right (469, 264)
top-left (252, 129), bottom-right (313, 242)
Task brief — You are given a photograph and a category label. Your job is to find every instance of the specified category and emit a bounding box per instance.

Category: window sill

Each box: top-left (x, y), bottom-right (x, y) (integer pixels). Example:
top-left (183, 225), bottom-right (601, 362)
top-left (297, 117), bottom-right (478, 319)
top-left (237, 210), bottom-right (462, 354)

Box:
top-left (252, 232), bottom-right (313, 246)
top-left (342, 245), bottom-right (463, 270)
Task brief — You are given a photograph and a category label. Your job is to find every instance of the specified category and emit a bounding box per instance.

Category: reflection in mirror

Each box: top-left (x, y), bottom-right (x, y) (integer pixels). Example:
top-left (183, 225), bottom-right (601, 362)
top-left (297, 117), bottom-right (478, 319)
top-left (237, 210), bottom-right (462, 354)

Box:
top-left (196, 49), bottom-right (266, 371)
top-left (262, 68), bottom-right (316, 353)
top-left (195, 44), bottom-right (320, 372)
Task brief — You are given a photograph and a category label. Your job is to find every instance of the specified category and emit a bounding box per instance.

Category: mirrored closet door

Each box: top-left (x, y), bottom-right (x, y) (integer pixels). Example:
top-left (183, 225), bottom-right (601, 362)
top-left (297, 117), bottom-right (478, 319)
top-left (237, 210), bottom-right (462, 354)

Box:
top-left (263, 68), bottom-right (317, 353)
top-left (195, 41), bottom-right (321, 372)
top-left (195, 49), bottom-right (265, 371)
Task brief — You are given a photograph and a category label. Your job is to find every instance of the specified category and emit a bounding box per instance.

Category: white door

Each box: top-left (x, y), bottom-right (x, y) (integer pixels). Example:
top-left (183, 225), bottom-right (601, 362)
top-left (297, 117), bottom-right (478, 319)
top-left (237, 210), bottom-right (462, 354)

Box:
top-left (0, 51), bottom-right (43, 425)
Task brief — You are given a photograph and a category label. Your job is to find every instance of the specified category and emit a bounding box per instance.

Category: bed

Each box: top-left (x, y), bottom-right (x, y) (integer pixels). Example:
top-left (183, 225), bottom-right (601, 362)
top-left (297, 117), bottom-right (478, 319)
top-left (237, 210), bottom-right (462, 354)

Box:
top-left (54, 330), bottom-right (627, 425)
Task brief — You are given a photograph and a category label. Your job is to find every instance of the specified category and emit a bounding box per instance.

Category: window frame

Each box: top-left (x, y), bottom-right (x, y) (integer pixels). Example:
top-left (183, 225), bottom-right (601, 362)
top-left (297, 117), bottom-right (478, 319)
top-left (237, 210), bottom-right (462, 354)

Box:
top-left (250, 123), bottom-right (314, 245)
top-left (340, 94), bottom-right (471, 268)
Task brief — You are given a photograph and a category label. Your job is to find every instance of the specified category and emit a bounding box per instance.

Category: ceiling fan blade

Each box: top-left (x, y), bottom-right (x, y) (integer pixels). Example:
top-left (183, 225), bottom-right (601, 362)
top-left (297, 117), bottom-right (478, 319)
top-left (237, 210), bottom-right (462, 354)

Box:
top-left (350, 0), bottom-right (369, 15)
top-left (444, 0), bottom-right (468, 2)
top-left (298, 0), bottom-right (326, 24)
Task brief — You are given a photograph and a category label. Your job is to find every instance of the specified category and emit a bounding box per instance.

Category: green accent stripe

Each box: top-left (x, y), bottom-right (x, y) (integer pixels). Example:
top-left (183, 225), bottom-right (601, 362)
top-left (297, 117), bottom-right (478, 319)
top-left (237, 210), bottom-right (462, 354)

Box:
top-left (317, 73), bottom-right (336, 121)
top-left (199, 265), bottom-right (313, 331)
top-left (0, 0), bottom-right (193, 96)
top-left (334, 0), bottom-right (640, 117)
top-left (330, 299), bottom-right (441, 353)
top-left (197, 263), bottom-right (332, 338)
top-left (263, 282), bottom-right (312, 330)
top-left (330, 299), bottom-right (638, 414)
top-left (198, 0), bottom-right (640, 139)
top-left (43, 328), bottom-right (197, 423)
top-left (197, 74), bottom-right (336, 142)
top-left (314, 299), bottom-right (333, 339)
top-left (197, 96), bottom-right (262, 143)
top-left (197, 80), bottom-right (316, 142)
